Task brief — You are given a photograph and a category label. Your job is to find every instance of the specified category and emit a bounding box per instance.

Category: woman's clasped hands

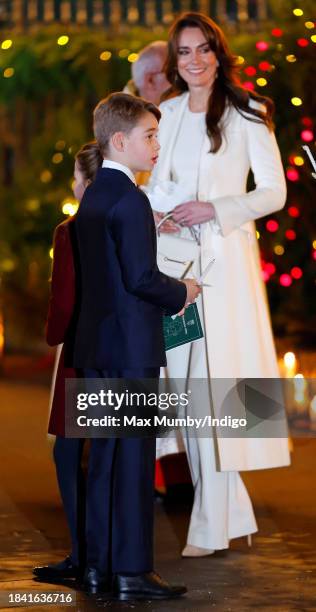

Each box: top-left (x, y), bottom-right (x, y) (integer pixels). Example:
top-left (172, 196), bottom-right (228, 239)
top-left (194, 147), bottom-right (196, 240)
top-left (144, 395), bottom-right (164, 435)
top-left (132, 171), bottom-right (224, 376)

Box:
top-left (154, 200), bottom-right (216, 233)
top-left (173, 200), bottom-right (216, 226)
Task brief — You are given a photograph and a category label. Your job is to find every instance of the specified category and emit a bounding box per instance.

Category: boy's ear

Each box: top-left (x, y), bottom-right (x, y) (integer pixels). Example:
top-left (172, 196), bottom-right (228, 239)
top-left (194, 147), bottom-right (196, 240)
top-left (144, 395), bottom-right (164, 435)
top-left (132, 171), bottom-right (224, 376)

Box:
top-left (111, 131), bottom-right (125, 152)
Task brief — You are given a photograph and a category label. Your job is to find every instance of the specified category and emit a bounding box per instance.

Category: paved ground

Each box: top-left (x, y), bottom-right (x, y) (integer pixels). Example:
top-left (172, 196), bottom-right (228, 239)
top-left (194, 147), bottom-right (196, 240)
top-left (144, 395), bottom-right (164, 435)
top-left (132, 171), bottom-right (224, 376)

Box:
top-left (0, 375), bottom-right (315, 611)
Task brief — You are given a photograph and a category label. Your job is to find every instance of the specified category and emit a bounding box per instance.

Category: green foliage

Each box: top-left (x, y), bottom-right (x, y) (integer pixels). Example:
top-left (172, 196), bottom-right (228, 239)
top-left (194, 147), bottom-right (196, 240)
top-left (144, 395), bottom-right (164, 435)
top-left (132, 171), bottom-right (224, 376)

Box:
top-left (0, 27), bottom-right (165, 349)
top-left (231, 13), bottom-right (315, 340)
top-left (0, 14), bottom-right (315, 349)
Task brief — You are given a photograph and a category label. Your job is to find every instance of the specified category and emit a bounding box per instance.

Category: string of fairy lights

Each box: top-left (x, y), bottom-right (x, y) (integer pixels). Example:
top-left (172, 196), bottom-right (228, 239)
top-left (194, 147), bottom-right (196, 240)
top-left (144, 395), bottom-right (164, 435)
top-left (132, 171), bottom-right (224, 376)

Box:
top-left (0, 7), bottom-right (315, 287)
top-left (236, 11), bottom-right (315, 289)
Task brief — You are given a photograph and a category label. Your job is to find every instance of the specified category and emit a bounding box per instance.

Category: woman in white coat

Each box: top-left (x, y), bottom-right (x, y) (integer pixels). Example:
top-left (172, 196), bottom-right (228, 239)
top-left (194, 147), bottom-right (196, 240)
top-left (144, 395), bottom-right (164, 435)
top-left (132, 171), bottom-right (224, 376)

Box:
top-left (147, 12), bottom-right (290, 557)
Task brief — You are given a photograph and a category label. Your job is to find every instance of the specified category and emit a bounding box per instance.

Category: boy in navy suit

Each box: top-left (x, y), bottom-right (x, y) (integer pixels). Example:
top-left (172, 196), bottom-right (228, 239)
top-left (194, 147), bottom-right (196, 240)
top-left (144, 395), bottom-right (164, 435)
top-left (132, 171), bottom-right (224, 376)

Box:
top-left (37, 93), bottom-right (200, 600)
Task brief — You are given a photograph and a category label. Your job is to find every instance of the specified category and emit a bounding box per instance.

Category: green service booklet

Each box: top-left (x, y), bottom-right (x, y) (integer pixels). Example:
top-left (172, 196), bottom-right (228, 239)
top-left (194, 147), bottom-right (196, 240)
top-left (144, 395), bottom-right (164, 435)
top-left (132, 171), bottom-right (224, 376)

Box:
top-left (163, 303), bottom-right (204, 351)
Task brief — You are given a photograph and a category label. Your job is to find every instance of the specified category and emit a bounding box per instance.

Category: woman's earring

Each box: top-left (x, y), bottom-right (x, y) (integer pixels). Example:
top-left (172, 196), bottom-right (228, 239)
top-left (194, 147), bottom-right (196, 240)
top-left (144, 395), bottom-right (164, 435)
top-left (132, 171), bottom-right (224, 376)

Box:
top-left (174, 70), bottom-right (181, 84)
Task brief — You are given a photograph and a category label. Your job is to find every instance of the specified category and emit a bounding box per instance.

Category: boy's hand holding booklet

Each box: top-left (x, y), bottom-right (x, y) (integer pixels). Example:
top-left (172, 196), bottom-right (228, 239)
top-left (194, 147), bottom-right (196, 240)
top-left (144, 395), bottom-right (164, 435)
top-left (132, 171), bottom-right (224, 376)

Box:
top-left (164, 302), bottom-right (204, 351)
top-left (146, 198), bottom-right (215, 350)
top-left (162, 236), bottom-right (215, 350)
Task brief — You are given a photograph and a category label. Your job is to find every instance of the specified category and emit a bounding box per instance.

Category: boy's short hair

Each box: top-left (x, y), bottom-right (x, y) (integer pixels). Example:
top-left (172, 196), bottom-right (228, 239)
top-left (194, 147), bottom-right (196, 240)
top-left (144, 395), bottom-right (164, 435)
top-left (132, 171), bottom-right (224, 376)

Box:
top-left (93, 92), bottom-right (161, 155)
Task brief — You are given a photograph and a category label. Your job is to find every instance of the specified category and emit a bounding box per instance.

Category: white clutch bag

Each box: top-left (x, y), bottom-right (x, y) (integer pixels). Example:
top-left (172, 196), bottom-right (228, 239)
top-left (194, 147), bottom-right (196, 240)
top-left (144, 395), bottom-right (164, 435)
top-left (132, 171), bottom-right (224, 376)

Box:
top-left (156, 214), bottom-right (200, 279)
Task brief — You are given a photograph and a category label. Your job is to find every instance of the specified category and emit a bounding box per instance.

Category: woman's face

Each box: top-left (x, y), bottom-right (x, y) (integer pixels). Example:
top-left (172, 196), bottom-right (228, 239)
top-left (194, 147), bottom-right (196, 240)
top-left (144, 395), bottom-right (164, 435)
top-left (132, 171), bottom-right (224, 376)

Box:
top-left (73, 161), bottom-right (88, 202)
top-left (176, 27), bottom-right (218, 90)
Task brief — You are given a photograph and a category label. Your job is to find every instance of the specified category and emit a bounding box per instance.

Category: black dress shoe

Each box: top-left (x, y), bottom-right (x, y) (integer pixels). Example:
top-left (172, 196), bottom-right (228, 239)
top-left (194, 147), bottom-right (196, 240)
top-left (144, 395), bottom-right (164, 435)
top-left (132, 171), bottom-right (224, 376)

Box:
top-left (113, 571), bottom-right (187, 600)
top-left (83, 567), bottom-right (111, 594)
top-left (33, 556), bottom-right (79, 581)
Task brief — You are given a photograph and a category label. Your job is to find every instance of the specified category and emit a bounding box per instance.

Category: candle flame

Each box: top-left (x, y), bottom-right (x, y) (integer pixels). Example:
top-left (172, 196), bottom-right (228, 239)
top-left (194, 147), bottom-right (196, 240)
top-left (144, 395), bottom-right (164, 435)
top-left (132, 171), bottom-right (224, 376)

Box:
top-left (284, 352), bottom-right (296, 369)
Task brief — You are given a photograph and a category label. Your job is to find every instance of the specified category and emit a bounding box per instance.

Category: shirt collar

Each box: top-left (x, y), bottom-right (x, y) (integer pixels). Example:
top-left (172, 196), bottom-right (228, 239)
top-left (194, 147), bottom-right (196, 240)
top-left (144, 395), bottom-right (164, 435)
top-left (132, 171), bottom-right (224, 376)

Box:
top-left (102, 159), bottom-right (137, 186)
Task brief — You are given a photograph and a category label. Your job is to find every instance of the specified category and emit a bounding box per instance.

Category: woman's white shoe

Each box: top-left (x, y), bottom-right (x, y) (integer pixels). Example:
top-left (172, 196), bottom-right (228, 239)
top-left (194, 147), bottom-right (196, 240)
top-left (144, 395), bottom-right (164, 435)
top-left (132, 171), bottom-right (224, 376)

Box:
top-left (181, 545), bottom-right (215, 557)
top-left (182, 534), bottom-right (253, 557)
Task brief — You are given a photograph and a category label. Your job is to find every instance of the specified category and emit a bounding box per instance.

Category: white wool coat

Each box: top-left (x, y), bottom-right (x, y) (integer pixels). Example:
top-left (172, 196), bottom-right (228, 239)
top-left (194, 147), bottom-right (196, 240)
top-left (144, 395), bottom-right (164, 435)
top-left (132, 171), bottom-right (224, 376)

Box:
top-left (149, 92), bottom-right (290, 471)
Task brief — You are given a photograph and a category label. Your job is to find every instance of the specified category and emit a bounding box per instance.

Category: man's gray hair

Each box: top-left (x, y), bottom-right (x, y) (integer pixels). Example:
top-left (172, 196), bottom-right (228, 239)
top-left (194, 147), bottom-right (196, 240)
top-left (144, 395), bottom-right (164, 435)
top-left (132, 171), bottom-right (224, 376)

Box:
top-left (132, 41), bottom-right (167, 89)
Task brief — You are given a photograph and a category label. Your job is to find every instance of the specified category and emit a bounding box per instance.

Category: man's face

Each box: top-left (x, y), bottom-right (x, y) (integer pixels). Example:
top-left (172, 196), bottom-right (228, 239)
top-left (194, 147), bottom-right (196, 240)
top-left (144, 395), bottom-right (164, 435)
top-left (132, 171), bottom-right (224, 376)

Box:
top-left (124, 111), bottom-right (160, 173)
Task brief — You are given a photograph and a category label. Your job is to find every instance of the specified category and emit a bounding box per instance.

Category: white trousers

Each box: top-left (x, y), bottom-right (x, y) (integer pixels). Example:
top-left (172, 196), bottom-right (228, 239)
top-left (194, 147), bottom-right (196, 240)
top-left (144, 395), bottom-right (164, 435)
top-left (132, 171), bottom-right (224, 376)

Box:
top-left (183, 435), bottom-right (257, 549)
top-left (160, 296), bottom-right (258, 549)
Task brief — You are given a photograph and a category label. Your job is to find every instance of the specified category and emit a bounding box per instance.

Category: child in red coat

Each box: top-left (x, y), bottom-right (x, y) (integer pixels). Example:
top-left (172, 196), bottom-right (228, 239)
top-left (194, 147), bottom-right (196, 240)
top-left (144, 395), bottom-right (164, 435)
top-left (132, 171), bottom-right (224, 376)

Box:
top-left (35, 143), bottom-right (102, 578)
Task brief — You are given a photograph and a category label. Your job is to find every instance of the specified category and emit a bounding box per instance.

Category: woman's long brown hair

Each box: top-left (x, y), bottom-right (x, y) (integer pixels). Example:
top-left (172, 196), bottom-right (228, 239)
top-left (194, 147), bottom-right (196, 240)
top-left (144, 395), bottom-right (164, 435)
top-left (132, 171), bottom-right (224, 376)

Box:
top-left (163, 12), bottom-right (274, 153)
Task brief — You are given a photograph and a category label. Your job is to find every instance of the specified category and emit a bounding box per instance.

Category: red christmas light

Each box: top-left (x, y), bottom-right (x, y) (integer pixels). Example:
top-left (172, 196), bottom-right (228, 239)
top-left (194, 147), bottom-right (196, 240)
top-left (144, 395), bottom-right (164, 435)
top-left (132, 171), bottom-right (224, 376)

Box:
top-left (302, 117), bottom-right (313, 127)
top-left (259, 61), bottom-right (271, 71)
top-left (266, 219), bottom-right (279, 232)
top-left (271, 28), bottom-right (283, 37)
top-left (288, 206), bottom-right (300, 217)
top-left (264, 262), bottom-right (276, 275)
top-left (244, 66), bottom-right (257, 76)
top-left (291, 267), bottom-right (303, 279)
top-left (256, 41), bottom-right (269, 51)
top-left (286, 167), bottom-right (299, 181)
top-left (301, 129), bottom-right (314, 142)
top-left (279, 274), bottom-right (293, 287)
top-left (243, 81), bottom-right (255, 91)
top-left (313, 250), bottom-right (316, 261)
top-left (262, 270), bottom-right (270, 282)
top-left (285, 229), bottom-right (296, 240)
top-left (288, 155), bottom-right (296, 165)
top-left (297, 38), bottom-right (309, 47)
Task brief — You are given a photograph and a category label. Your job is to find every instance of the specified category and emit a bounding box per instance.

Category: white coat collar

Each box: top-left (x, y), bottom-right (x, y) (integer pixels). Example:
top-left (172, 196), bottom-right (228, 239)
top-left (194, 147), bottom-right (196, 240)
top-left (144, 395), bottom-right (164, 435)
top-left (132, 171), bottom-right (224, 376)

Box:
top-left (154, 93), bottom-right (190, 182)
top-left (160, 91), bottom-right (190, 112)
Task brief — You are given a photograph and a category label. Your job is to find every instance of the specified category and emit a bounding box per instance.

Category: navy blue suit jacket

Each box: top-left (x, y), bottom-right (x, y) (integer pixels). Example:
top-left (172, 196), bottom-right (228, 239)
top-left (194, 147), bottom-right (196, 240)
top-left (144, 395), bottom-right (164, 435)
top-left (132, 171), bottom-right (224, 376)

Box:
top-left (71, 168), bottom-right (186, 369)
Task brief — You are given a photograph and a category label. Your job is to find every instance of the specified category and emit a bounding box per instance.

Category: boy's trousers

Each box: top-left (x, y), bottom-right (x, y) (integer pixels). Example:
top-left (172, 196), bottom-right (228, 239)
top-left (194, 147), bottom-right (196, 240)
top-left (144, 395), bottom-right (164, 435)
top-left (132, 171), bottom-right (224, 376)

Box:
top-left (84, 367), bottom-right (159, 576)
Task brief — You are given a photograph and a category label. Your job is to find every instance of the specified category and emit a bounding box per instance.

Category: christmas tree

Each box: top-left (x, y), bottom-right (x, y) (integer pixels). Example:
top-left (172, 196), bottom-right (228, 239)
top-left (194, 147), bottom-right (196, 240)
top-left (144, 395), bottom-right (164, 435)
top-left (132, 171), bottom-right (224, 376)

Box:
top-left (0, 2), bottom-right (315, 349)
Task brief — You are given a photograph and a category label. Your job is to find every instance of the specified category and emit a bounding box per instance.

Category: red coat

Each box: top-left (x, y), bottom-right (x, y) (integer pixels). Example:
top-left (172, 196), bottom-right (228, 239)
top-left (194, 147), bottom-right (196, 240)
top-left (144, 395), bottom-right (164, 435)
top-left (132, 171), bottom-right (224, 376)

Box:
top-left (47, 218), bottom-right (77, 437)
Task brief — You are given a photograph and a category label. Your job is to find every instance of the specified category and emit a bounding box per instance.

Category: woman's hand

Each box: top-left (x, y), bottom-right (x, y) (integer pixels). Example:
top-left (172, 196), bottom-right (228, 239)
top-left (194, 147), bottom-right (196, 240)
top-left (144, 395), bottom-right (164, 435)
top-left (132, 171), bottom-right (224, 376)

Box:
top-left (153, 211), bottom-right (180, 234)
top-left (172, 201), bottom-right (216, 226)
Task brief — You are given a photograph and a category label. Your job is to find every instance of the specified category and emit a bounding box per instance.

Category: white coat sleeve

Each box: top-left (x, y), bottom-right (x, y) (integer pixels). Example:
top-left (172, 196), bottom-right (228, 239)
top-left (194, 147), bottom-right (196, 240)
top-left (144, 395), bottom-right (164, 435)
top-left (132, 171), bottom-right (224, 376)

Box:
top-left (211, 119), bottom-right (287, 237)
